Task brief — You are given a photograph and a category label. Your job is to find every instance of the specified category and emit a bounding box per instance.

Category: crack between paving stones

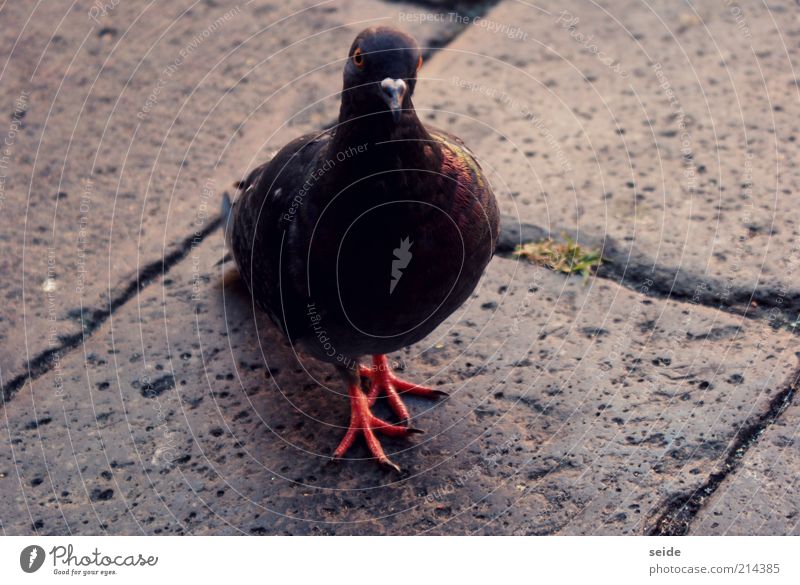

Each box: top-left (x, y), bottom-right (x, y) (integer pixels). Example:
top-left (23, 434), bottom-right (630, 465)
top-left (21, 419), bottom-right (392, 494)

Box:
top-left (644, 360), bottom-right (800, 536)
top-left (1, 215), bottom-right (222, 405)
top-left (495, 217), bottom-right (800, 332)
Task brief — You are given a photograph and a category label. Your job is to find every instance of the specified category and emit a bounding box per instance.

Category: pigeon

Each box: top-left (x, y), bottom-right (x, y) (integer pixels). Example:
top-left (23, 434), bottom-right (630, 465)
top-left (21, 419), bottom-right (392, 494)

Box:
top-left (225, 26), bottom-right (499, 471)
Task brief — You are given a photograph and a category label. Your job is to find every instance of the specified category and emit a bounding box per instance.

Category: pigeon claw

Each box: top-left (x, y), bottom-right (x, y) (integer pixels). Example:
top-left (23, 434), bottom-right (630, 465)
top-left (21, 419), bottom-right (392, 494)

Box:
top-left (332, 381), bottom-right (419, 472)
top-left (359, 354), bottom-right (445, 423)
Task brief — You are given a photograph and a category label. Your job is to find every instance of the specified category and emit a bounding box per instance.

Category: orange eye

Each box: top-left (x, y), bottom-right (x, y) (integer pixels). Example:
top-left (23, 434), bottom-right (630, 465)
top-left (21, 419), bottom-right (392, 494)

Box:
top-left (416, 55), bottom-right (423, 72)
top-left (353, 47), bottom-right (364, 69)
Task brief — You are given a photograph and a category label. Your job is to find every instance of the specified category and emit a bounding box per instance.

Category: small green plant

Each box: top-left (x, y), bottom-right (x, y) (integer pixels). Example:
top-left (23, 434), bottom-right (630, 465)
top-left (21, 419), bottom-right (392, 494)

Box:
top-left (514, 236), bottom-right (603, 280)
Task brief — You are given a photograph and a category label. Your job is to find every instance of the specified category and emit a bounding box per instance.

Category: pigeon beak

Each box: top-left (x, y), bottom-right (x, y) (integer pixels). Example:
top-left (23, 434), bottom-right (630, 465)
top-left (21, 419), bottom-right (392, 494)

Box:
top-left (380, 78), bottom-right (407, 123)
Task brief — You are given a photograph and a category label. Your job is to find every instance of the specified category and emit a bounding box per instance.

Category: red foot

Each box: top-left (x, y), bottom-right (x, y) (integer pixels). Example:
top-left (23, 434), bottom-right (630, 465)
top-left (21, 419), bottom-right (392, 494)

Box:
top-left (333, 355), bottom-right (447, 471)
top-left (359, 355), bottom-right (447, 423)
top-left (332, 382), bottom-right (422, 471)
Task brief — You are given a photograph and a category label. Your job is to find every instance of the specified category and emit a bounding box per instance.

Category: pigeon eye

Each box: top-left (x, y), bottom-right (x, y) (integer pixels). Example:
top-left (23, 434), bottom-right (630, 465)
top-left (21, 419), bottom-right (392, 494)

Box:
top-left (416, 55), bottom-right (423, 72)
top-left (352, 48), bottom-right (364, 69)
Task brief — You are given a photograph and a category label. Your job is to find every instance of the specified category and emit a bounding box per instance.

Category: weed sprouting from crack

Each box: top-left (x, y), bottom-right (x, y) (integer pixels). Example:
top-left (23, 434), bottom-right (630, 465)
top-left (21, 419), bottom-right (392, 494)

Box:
top-left (513, 236), bottom-right (603, 281)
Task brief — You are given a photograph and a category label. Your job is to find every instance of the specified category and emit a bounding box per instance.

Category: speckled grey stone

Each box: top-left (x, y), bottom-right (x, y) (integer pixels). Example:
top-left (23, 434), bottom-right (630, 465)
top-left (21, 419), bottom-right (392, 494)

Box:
top-left (689, 372), bottom-right (800, 536)
top-left (1, 225), bottom-right (796, 534)
top-left (2, 0), bottom-right (799, 537)
top-left (0, 0), bottom-right (462, 395)
top-left (415, 0), bottom-right (800, 320)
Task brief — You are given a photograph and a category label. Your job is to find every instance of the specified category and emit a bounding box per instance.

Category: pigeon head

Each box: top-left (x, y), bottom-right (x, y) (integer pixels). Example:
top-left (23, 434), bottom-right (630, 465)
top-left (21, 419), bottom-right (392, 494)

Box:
top-left (341, 27), bottom-right (422, 125)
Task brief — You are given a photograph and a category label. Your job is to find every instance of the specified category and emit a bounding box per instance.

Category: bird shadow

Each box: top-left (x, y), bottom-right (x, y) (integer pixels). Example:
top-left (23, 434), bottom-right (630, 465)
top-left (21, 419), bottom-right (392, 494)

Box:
top-left (213, 268), bottom-right (407, 484)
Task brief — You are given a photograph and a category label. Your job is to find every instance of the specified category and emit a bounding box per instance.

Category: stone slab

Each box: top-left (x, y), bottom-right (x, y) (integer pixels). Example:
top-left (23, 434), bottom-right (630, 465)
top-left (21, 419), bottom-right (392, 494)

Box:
top-left (414, 0), bottom-right (800, 321)
top-left (1, 226), bottom-right (795, 534)
top-left (0, 0), bottom-right (462, 393)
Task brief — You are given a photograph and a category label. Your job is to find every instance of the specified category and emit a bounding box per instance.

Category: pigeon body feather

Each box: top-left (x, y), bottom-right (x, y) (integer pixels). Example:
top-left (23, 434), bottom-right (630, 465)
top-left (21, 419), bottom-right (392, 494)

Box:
top-left (229, 122), bottom-right (498, 364)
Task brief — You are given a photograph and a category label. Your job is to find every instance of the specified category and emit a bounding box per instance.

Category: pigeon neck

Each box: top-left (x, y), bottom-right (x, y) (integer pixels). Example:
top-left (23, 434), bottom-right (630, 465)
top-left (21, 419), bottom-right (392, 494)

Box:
top-left (332, 101), bottom-right (441, 167)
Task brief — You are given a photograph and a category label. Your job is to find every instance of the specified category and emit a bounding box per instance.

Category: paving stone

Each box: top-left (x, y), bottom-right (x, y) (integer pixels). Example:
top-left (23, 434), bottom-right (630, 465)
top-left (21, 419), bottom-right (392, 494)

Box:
top-left (0, 0), bottom-right (462, 393)
top-left (414, 0), bottom-right (800, 322)
top-left (2, 0), bottom-right (798, 537)
top-left (1, 224), bottom-right (795, 534)
top-left (689, 367), bottom-right (800, 536)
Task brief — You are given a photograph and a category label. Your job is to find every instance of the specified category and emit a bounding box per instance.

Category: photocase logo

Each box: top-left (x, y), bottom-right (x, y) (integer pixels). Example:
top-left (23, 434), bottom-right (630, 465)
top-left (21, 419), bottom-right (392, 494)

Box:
top-left (20, 545), bottom-right (46, 573)
top-left (390, 237), bottom-right (413, 294)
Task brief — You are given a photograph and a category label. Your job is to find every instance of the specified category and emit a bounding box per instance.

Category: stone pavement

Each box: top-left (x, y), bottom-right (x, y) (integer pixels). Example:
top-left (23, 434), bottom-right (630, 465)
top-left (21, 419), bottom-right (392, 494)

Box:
top-left (1, 0), bottom-right (799, 535)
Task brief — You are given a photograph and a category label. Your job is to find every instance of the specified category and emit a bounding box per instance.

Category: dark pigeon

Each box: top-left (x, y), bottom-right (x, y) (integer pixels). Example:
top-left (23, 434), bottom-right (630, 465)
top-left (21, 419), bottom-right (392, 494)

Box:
top-left (226, 26), bottom-right (499, 471)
